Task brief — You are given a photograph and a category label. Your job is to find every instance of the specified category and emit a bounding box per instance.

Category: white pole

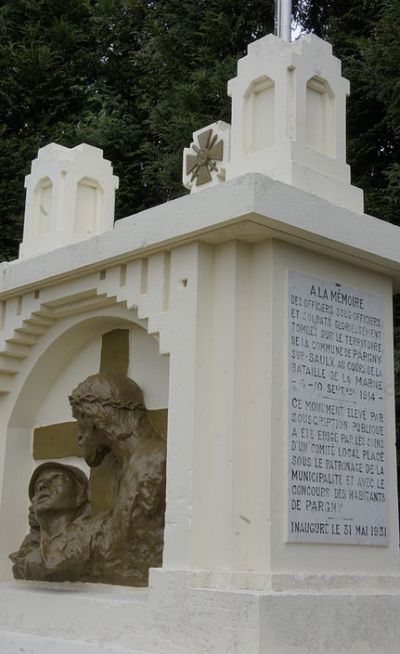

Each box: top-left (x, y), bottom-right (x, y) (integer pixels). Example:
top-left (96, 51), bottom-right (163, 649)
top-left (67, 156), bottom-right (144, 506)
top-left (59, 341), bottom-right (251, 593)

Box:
top-left (276, 0), bottom-right (292, 43)
top-left (275, 0), bottom-right (281, 38)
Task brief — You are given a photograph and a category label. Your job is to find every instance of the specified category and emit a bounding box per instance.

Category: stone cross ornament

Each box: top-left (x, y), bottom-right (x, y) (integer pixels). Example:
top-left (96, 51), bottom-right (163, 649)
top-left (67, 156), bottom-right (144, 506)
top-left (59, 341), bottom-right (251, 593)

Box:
top-left (185, 128), bottom-right (224, 186)
top-left (10, 372), bottom-right (166, 586)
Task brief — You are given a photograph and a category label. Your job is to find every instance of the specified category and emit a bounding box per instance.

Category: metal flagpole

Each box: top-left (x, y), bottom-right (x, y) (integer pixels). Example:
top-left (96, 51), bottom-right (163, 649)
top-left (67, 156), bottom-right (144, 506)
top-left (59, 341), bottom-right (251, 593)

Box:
top-left (275, 0), bottom-right (292, 42)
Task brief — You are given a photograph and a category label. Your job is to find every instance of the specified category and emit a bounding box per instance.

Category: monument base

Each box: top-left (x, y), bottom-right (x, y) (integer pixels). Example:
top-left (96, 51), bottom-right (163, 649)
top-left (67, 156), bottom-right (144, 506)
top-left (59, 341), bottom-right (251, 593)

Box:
top-left (0, 630), bottom-right (147, 654)
top-left (1, 570), bottom-right (400, 653)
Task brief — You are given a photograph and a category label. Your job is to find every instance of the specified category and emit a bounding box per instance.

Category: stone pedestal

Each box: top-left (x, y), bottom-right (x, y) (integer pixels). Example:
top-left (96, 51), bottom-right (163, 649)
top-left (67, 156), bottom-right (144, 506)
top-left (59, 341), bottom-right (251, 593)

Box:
top-left (0, 173), bottom-right (400, 652)
top-left (19, 143), bottom-right (119, 260)
top-left (183, 34), bottom-right (363, 213)
top-left (226, 34), bottom-right (364, 212)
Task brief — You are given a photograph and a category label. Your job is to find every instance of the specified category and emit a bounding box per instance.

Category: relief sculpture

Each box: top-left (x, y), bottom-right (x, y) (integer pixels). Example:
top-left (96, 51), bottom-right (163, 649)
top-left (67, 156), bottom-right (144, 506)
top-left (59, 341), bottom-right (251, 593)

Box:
top-left (10, 373), bottom-right (166, 586)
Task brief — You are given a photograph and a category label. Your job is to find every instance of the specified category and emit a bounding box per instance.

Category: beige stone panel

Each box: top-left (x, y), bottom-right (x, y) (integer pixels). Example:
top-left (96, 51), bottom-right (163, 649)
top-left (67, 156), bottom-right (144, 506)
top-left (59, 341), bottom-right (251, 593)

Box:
top-left (99, 328), bottom-right (129, 375)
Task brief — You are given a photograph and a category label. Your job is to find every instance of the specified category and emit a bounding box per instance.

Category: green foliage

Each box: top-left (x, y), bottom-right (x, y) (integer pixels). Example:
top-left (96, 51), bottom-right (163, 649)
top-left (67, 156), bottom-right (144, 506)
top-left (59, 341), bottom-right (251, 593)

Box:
top-left (0, 0), bottom-right (399, 261)
top-left (0, 0), bottom-right (275, 260)
top-left (0, 0), bottom-right (98, 259)
top-left (296, 0), bottom-right (400, 223)
top-left (131, 0), bottom-right (276, 204)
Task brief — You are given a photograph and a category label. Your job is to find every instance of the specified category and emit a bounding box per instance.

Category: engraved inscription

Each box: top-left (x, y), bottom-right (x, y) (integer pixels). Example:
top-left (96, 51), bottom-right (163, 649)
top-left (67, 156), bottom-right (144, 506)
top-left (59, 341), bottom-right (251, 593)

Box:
top-left (288, 272), bottom-right (388, 545)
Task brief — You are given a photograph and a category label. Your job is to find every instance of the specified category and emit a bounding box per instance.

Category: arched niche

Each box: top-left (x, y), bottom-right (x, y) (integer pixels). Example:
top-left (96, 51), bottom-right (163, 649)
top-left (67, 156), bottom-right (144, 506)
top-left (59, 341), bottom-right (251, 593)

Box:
top-left (74, 177), bottom-right (104, 235)
top-left (0, 307), bottom-right (169, 578)
top-left (32, 176), bottom-right (53, 238)
top-left (305, 76), bottom-right (336, 157)
top-left (242, 75), bottom-right (275, 154)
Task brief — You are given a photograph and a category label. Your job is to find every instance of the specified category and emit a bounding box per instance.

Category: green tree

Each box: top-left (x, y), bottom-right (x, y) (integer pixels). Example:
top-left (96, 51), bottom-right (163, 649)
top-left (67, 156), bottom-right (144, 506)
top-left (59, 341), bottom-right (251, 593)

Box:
top-left (1, 0), bottom-right (399, 261)
top-left (132, 0), bottom-right (275, 204)
top-left (0, 0), bottom-right (276, 261)
top-left (0, 0), bottom-right (99, 259)
top-left (360, 0), bottom-right (400, 222)
top-left (296, 0), bottom-right (400, 223)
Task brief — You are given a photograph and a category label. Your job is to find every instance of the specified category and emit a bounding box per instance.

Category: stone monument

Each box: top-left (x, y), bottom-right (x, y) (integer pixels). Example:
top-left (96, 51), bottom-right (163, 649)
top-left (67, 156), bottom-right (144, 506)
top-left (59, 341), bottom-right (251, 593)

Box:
top-left (0, 31), bottom-right (400, 654)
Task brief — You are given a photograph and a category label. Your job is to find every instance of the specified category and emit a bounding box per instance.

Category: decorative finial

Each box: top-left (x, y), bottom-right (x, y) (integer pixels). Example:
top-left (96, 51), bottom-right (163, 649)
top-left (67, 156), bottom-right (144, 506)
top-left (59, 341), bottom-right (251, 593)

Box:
top-left (183, 122), bottom-right (230, 193)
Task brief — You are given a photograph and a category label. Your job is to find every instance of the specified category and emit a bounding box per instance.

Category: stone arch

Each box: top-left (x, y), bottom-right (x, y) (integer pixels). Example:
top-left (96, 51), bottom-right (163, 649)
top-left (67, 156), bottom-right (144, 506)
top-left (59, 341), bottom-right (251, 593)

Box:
top-left (305, 75), bottom-right (336, 157)
top-left (32, 176), bottom-right (53, 238)
top-left (0, 252), bottom-right (175, 398)
top-left (242, 75), bottom-right (275, 154)
top-left (74, 176), bottom-right (104, 235)
top-left (0, 303), bottom-right (169, 578)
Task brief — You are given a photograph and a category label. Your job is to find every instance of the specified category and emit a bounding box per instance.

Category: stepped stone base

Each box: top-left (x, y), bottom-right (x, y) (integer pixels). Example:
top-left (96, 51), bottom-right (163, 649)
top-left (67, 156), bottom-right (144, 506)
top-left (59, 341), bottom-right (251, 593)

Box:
top-left (1, 572), bottom-right (400, 654)
top-left (0, 630), bottom-right (149, 654)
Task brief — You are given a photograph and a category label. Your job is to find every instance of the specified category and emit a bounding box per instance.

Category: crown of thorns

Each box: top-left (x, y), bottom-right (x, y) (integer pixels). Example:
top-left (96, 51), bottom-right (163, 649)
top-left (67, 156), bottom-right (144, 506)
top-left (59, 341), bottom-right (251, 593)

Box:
top-left (69, 372), bottom-right (145, 411)
top-left (68, 392), bottom-right (143, 411)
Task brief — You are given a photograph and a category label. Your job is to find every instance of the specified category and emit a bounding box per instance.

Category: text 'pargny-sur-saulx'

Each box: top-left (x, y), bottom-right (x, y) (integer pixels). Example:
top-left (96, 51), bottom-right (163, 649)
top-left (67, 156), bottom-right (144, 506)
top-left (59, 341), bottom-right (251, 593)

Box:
top-left (288, 272), bottom-right (388, 545)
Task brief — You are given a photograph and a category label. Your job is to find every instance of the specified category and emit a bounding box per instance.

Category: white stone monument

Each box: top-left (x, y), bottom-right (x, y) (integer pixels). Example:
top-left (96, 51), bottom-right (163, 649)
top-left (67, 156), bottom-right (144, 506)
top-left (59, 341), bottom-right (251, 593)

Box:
top-left (0, 32), bottom-right (400, 654)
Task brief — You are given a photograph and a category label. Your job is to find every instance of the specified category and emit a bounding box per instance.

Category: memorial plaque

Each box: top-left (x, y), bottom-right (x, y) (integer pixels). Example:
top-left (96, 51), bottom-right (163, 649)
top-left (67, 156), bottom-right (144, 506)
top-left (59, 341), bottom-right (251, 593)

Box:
top-left (288, 272), bottom-right (388, 545)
